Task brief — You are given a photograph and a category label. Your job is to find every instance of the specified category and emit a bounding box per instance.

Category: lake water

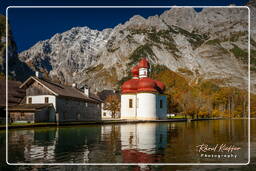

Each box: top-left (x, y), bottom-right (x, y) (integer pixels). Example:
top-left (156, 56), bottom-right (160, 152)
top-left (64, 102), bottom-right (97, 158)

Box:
top-left (0, 119), bottom-right (251, 165)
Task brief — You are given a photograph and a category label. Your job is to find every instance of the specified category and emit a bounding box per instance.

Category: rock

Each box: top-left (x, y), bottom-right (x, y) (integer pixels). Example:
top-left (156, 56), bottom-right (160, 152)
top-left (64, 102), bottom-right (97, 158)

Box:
top-left (17, 7), bottom-right (255, 93)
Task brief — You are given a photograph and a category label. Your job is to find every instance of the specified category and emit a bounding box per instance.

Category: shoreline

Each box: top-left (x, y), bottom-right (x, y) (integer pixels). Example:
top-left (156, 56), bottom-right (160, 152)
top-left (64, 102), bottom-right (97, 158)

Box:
top-left (0, 118), bottom-right (223, 130)
top-left (0, 117), bottom-right (234, 130)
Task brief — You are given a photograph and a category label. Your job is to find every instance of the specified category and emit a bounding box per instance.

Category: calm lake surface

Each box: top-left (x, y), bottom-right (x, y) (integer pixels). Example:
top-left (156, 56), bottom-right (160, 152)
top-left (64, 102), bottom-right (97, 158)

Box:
top-left (0, 119), bottom-right (251, 164)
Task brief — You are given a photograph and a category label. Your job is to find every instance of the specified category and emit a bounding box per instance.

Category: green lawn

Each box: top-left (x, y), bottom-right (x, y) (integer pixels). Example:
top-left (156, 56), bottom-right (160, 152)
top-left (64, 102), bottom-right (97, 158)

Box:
top-left (167, 115), bottom-right (189, 119)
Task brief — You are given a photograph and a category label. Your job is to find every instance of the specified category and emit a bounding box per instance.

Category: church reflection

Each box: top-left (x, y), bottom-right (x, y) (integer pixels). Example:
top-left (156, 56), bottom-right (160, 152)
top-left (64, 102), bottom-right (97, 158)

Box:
top-left (7, 120), bottom-right (249, 163)
top-left (8, 123), bottom-right (169, 163)
top-left (119, 123), bottom-right (168, 163)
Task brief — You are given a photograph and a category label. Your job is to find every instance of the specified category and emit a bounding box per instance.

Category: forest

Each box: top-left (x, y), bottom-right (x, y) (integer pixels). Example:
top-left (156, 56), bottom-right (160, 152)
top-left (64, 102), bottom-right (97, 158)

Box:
top-left (150, 64), bottom-right (256, 119)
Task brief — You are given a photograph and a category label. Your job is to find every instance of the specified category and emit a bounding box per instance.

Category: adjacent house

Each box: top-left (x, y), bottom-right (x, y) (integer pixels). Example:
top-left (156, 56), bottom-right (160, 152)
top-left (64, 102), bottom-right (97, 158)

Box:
top-left (16, 73), bottom-right (102, 123)
top-left (98, 90), bottom-right (120, 119)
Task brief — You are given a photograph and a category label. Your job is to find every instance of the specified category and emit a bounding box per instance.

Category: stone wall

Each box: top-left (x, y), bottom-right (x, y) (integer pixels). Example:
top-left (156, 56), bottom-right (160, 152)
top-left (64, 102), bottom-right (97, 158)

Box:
top-left (35, 109), bottom-right (46, 123)
top-left (156, 95), bottom-right (167, 119)
top-left (9, 112), bottom-right (35, 123)
top-left (56, 97), bottom-right (101, 122)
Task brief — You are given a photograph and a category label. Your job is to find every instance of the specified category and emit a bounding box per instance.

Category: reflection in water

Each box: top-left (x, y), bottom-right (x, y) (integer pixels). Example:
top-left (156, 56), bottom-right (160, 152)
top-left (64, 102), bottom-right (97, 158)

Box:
top-left (120, 123), bottom-right (168, 163)
top-left (6, 119), bottom-right (249, 163)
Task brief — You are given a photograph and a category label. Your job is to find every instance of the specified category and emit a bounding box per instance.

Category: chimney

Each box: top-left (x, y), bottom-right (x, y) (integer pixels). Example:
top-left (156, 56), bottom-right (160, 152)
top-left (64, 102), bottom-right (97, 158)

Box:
top-left (84, 85), bottom-right (90, 96)
top-left (35, 71), bottom-right (42, 78)
top-left (72, 83), bottom-right (77, 88)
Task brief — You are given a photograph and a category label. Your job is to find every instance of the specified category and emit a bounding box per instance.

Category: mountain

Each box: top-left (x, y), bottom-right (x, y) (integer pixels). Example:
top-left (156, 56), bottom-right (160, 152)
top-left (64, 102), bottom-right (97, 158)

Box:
top-left (18, 6), bottom-right (256, 93)
top-left (0, 14), bottom-right (33, 80)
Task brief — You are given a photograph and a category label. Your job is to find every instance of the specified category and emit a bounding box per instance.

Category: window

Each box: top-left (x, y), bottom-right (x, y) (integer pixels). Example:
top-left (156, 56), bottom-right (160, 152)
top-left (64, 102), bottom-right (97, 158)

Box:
top-left (85, 102), bottom-right (88, 107)
top-left (103, 112), bottom-right (106, 116)
top-left (160, 99), bottom-right (163, 109)
top-left (129, 99), bottom-right (133, 108)
top-left (45, 97), bottom-right (49, 103)
top-left (77, 113), bottom-right (80, 120)
top-left (28, 97), bottom-right (32, 104)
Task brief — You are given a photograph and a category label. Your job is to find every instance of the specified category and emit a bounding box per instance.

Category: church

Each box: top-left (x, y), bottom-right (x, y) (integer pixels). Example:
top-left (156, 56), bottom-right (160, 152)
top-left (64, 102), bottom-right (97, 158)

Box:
top-left (120, 58), bottom-right (167, 120)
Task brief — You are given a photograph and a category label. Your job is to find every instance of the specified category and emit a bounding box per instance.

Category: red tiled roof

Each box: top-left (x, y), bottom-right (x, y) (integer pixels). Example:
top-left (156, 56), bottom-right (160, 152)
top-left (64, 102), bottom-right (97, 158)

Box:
top-left (121, 58), bottom-right (165, 94)
top-left (121, 79), bottom-right (139, 94)
top-left (138, 58), bottom-right (150, 68)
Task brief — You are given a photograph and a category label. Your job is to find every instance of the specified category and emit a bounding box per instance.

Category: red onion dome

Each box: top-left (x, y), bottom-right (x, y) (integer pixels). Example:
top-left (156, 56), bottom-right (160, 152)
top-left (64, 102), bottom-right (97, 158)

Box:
top-left (138, 58), bottom-right (149, 68)
top-left (131, 65), bottom-right (139, 77)
top-left (137, 78), bottom-right (157, 92)
top-left (121, 79), bottom-right (139, 94)
top-left (154, 80), bottom-right (165, 91)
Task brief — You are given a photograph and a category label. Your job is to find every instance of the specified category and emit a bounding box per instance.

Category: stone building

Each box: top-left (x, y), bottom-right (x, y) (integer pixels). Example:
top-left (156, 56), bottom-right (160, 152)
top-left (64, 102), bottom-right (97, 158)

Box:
top-left (18, 73), bottom-right (102, 122)
top-left (8, 103), bottom-right (55, 123)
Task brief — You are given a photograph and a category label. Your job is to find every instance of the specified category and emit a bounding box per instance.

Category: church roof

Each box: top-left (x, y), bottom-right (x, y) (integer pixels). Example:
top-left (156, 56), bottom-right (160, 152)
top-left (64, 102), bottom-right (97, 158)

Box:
top-left (121, 58), bottom-right (165, 94)
top-left (138, 58), bottom-right (150, 68)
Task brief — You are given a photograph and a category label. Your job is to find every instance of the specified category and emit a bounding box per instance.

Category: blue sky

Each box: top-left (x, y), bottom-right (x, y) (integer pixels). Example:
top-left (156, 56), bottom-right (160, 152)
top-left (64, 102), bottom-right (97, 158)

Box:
top-left (1, 0), bottom-right (250, 52)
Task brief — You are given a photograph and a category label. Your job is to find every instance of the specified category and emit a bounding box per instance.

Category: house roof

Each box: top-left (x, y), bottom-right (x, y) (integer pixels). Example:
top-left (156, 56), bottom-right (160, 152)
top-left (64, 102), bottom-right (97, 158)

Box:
top-left (20, 76), bottom-right (102, 103)
top-left (0, 79), bottom-right (26, 107)
top-left (8, 103), bottom-right (53, 112)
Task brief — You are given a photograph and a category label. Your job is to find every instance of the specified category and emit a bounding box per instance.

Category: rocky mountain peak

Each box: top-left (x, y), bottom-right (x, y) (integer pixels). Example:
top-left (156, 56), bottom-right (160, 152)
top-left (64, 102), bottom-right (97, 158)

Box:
top-left (17, 7), bottom-right (255, 93)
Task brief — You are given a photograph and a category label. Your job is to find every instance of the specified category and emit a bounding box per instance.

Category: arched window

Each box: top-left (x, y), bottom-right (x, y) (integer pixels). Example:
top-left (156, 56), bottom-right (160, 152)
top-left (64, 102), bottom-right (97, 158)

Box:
top-left (129, 99), bottom-right (133, 108)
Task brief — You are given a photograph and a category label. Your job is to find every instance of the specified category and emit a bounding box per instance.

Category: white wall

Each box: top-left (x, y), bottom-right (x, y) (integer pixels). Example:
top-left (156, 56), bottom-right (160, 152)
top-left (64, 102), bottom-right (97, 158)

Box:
top-left (27, 95), bottom-right (56, 109)
top-left (101, 103), bottom-right (113, 119)
top-left (120, 93), bottom-right (167, 120)
top-left (137, 93), bottom-right (157, 120)
top-left (136, 123), bottom-right (156, 153)
top-left (120, 94), bottom-right (137, 119)
top-left (120, 124), bottom-right (138, 150)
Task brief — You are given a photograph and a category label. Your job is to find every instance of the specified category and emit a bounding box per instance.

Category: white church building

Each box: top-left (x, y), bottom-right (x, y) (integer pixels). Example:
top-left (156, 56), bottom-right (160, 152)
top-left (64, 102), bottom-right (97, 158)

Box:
top-left (120, 58), bottom-right (167, 120)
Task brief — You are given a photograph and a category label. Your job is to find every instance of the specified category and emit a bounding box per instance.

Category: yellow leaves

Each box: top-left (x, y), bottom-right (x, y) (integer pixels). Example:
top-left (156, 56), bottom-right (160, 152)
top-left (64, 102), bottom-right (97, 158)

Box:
top-left (104, 94), bottom-right (120, 118)
top-left (148, 64), bottom-right (254, 118)
top-left (198, 111), bottom-right (207, 117)
top-left (212, 109), bottom-right (225, 117)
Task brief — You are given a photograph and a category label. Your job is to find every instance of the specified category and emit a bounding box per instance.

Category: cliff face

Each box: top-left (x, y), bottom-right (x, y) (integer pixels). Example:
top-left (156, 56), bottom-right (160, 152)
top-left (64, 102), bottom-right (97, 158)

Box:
top-left (17, 7), bottom-right (255, 92)
top-left (0, 14), bottom-right (33, 80)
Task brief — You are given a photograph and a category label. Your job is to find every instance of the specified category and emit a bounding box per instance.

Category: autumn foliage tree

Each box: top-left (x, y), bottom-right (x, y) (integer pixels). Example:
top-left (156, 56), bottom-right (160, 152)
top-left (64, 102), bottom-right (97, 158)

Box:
top-left (150, 64), bottom-right (253, 119)
top-left (103, 94), bottom-right (120, 118)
